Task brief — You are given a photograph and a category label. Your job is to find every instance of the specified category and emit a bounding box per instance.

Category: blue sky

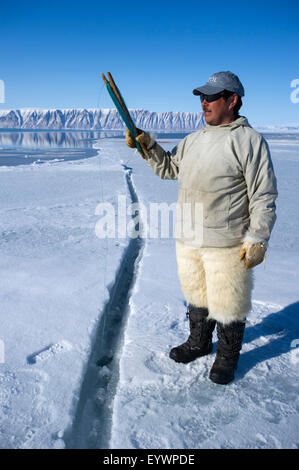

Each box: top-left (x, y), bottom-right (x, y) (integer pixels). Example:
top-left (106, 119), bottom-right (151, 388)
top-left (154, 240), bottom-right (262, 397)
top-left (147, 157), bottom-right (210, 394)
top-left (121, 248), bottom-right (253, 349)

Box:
top-left (1, 0), bottom-right (298, 125)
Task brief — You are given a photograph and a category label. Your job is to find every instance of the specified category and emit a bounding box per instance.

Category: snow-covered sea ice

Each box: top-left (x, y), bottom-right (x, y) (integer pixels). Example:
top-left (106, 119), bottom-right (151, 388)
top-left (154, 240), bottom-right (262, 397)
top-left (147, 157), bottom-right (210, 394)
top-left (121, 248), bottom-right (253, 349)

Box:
top-left (0, 130), bottom-right (298, 449)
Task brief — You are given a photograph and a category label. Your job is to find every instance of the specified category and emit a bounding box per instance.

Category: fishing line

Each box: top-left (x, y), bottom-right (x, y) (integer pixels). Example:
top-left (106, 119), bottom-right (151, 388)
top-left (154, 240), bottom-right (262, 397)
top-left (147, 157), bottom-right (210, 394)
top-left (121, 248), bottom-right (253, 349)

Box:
top-left (96, 73), bottom-right (139, 361)
top-left (96, 82), bottom-right (106, 110)
top-left (95, 82), bottom-right (110, 358)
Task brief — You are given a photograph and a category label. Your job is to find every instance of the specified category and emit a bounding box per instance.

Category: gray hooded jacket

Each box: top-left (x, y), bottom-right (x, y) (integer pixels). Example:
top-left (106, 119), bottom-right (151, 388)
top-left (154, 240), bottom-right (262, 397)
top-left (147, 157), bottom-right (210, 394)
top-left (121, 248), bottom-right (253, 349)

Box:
top-left (145, 117), bottom-right (278, 248)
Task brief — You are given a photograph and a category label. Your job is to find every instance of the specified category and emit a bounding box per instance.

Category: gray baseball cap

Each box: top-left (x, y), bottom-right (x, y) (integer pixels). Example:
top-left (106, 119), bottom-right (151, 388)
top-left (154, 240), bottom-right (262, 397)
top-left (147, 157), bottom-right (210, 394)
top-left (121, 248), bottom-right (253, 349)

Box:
top-left (193, 71), bottom-right (245, 97)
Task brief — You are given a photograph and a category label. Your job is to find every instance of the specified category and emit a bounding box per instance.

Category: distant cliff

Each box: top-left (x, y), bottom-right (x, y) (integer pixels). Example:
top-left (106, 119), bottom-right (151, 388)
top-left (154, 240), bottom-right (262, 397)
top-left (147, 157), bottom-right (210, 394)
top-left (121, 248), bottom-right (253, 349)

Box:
top-left (0, 108), bottom-right (205, 131)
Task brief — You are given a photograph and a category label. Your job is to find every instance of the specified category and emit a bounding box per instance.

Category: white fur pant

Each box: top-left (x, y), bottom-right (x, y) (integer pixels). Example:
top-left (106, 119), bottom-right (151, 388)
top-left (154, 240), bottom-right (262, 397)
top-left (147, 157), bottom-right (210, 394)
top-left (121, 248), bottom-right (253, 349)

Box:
top-left (176, 242), bottom-right (253, 324)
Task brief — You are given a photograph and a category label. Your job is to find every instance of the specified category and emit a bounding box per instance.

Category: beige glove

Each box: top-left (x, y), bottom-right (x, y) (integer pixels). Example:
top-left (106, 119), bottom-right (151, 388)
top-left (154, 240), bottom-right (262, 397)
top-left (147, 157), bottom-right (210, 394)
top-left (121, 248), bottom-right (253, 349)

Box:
top-left (125, 128), bottom-right (151, 149)
top-left (239, 241), bottom-right (267, 269)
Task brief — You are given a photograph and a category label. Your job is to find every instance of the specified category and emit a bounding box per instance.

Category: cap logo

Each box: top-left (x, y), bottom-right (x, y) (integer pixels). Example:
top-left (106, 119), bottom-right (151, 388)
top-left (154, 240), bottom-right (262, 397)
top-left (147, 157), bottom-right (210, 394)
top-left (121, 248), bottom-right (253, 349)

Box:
top-left (208, 76), bottom-right (218, 83)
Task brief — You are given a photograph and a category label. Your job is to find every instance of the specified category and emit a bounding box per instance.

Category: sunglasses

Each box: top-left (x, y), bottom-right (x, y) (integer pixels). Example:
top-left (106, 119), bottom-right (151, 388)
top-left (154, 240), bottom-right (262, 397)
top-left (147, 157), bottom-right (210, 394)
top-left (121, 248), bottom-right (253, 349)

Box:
top-left (199, 91), bottom-right (234, 103)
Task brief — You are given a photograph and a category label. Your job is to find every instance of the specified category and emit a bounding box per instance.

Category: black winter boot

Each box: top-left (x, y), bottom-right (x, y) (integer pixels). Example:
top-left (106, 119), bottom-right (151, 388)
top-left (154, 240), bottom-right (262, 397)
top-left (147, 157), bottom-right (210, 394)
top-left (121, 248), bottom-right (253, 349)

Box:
top-left (169, 306), bottom-right (216, 364)
top-left (209, 320), bottom-right (246, 385)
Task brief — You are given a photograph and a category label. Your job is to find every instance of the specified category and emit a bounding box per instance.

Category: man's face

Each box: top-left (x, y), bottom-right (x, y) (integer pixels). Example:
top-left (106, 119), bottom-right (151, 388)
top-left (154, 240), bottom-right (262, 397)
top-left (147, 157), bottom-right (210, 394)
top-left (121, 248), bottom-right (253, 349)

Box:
top-left (201, 93), bottom-right (238, 126)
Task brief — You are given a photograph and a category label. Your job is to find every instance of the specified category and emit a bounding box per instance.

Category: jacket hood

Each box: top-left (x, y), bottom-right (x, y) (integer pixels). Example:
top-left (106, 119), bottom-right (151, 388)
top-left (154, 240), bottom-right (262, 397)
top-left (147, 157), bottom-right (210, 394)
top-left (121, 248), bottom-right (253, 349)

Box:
top-left (204, 116), bottom-right (251, 131)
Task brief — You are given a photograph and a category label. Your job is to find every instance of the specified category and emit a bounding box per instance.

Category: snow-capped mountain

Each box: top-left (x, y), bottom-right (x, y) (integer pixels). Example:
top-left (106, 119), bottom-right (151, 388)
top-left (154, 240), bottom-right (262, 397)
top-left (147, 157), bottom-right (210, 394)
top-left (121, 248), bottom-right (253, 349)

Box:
top-left (0, 108), bottom-right (205, 131)
top-left (254, 124), bottom-right (299, 133)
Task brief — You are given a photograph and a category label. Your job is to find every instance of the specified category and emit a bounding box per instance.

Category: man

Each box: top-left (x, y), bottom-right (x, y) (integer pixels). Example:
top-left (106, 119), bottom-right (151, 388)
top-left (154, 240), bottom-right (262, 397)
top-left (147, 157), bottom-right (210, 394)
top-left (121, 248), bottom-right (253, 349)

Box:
top-left (126, 71), bottom-right (277, 385)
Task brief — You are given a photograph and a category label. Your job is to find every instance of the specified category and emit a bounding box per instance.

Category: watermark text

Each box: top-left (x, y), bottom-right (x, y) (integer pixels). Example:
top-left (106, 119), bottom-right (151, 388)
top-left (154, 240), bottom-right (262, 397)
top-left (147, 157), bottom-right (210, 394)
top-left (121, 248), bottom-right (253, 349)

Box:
top-left (0, 79), bottom-right (5, 103)
top-left (95, 196), bottom-right (203, 244)
top-left (290, 79), bottom-right (299, 103)
top-left (0, 339), bottom-right (5, 364)
top-left (290, 339), bottom-right (299, 365)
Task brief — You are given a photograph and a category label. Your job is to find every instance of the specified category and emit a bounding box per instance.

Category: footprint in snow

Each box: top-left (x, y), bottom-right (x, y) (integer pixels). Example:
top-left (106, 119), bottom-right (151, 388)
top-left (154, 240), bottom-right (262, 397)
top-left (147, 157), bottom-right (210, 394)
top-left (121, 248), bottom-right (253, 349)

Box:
top-left (27, 340), bottom-right (73, 365)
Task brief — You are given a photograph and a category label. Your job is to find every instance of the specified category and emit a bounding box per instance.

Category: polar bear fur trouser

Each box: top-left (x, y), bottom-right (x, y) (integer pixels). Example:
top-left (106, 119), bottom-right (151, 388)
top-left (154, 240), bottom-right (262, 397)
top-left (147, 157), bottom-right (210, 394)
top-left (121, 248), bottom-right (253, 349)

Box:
top-left (176, 241), bottom-right (254, 325)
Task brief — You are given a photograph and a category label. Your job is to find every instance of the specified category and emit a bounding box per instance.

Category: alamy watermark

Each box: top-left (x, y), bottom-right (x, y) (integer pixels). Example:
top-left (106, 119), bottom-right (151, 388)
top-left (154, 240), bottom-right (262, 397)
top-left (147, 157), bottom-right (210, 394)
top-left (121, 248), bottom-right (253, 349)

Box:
top-left (0, 339), bottom-right (4, 364)
top-left (95, 196), bottom-right (203, 244)
top-left (290, 339), bottom-right (299, 365)
top-left (0, 79), bottom-right (5, 103)
top-left (290, 79), bottom-right (299, 103)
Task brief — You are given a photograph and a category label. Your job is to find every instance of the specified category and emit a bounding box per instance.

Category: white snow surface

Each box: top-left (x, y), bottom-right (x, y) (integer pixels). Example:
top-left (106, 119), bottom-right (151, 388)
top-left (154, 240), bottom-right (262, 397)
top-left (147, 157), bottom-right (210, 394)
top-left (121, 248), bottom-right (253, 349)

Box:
top-left (0, 132), bottom-right (298, 449)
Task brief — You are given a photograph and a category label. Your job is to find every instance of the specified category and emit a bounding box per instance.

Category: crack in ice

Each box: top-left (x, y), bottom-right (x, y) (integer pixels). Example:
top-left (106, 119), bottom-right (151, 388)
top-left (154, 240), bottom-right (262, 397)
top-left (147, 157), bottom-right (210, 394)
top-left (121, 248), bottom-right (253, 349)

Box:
top-left (64, 164), bottom-right (145, 449)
